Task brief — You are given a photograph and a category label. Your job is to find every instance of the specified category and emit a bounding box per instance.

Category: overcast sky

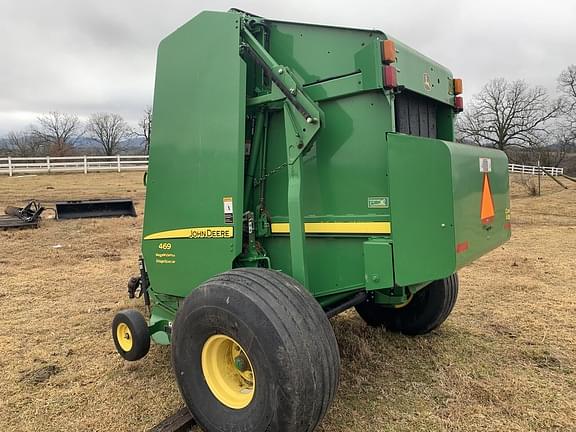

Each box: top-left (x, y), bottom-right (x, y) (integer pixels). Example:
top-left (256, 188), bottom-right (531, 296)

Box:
top-left (1, 0), bottom-right (575, 135)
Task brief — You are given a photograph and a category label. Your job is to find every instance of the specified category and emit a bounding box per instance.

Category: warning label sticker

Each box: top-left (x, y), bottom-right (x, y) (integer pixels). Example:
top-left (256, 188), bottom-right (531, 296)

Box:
top-left (479, 158), bottom-right (492, 173)
top-left (223, 196), bottom-right (234, 224)
top-left (368, 197), bottom-right (389, 209)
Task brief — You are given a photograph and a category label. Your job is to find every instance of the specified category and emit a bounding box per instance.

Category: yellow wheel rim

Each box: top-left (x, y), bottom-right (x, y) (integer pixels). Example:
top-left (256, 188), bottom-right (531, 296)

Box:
top-left (116, 323), bottom-right (133, 352)
top-left (201, 334), bottom-right (255, 409)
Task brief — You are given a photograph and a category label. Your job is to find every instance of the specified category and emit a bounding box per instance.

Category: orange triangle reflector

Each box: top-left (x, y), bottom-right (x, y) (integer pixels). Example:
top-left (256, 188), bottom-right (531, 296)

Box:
top-left (480, 173), bottom-right (495, 224)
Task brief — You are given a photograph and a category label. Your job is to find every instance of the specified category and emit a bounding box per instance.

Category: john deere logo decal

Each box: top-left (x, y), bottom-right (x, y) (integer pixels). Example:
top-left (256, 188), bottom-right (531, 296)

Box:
top-left (423, 73), bottom-right (432, 91)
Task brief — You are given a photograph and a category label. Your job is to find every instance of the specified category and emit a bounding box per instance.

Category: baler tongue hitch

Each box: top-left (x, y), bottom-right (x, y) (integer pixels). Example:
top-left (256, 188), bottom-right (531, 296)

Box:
top-left (148, 407), bottom-right (196, 432)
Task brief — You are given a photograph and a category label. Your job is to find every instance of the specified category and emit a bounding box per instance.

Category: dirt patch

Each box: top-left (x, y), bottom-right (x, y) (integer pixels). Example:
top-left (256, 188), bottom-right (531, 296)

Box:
top-left (0, 172), bottom-right (575, 432)
top-left (20, 364), bottom-right (61, 385)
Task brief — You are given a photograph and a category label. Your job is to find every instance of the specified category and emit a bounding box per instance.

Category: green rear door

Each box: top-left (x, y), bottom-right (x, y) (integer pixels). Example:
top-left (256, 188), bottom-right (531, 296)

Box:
top-left (388, 134), bottom-right (511, 286)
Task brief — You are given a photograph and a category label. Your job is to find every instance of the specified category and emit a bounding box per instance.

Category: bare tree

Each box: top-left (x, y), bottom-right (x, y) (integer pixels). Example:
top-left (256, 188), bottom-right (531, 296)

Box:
top-left (559, 65), bottom-right (576, 112)
top-left (0, 135), bottom-right (12, 156)
top-left (457, 79), bottom-right (561, 152)
top-left (86, 112), bottom-right (133, 156)
top-left (4, 130), bottom-right (44, 156)
top-left (137, 106), bottom-right (152, 154)
top-left (558, 65), bottom-right (576, 146)
top-left (31, 112), bottom-right (82, 156)
top-left (529, 130), bottom-right (570, 167)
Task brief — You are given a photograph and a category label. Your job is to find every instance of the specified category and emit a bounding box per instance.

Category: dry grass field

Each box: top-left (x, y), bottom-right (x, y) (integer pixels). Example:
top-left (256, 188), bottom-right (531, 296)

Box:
top-left (0, 172), bottom-right (575, 432)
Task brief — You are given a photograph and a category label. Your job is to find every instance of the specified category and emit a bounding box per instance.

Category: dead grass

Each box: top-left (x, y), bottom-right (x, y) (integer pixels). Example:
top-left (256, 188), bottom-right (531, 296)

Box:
top-left (0, 172), bottom-right (575, 432)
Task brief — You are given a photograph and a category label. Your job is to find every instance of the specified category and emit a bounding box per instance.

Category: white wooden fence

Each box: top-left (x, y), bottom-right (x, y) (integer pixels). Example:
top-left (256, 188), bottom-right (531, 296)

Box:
top-left (508, 163), bottom-right (564, 176)
top-left (0, 155), bottom-right (148, 176)
top-left (0, 156), bottom-right (565, 177)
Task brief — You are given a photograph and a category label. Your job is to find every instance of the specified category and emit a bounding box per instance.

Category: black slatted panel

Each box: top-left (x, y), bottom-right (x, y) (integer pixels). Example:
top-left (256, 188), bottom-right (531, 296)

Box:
top-left (418, 102), bottom-right (428, 137)
top-left (408, 99), bottom-right (419, 136)
top-left (428, 102), bottom-right (437, 138)
top-left (395, 91), bottom-right (438, 139)
top-left (395, 94), bottom-right (410, 135)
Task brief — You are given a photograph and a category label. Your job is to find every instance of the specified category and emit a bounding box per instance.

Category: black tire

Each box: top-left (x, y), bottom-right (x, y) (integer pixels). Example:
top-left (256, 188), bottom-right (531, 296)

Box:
top-left (112, 309), bottom-right (150, 361)
top-left (356, 273), bottom-right (459, 335)
top-left (171, 268), bottom-right (340, 432)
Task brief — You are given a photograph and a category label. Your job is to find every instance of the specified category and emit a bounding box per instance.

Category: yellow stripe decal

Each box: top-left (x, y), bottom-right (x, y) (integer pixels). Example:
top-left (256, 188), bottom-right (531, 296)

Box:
top-left (144, 226), bottom-right (233, 240)
top-left (270, 222), bottom-right (391, 235)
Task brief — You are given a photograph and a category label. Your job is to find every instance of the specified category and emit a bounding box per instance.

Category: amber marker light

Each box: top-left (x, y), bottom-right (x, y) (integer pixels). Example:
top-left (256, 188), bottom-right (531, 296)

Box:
top-left (381, 40), bottom-right (397, 64)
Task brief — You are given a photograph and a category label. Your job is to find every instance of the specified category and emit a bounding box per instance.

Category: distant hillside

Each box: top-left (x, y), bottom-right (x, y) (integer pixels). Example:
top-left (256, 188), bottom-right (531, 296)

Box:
top-left (75, 137), bottom-right (145, 152)
top-left (0, 135), bottom-right (147, 156)
top-left (560, 153), bottom-right (576, 176)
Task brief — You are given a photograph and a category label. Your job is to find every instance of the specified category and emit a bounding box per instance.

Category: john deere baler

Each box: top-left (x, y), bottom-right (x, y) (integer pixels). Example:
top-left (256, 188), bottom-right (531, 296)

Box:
top-left (112, 10), bottom-right (510, 432)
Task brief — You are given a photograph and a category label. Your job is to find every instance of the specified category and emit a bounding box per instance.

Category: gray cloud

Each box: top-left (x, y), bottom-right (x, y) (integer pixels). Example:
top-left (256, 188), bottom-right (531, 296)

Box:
top-left (1, 0), bottom-right (575, 134)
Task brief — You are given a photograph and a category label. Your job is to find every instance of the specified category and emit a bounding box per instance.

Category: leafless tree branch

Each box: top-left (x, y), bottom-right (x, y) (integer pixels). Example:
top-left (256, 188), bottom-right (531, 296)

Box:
top-left (456, 78), bottom-right (561, 153)
top-left (136, 106), bottom-right (152, 154)
top-left (558, 65), bottom-right (576, 142)
top-left (31, 112), bottom-right (83, 156)
top-left (3, 130), bottom-right (45, 156)
top-left (86, 112), bottom-right (133, 156)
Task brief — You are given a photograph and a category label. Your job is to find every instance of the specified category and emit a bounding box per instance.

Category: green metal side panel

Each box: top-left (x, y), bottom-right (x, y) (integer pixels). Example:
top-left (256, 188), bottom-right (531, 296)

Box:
top-left (450, 143), bottom-right (511, 267)
top-left (263, 20), bottom-right (455, 108)
top-left (260, 91), bottom-right (393, 297)
top-left (388, 134), bottom-right (510, 286)
top-left (364, 239), bottom-right (394, 290)
top-left (264, 237), bottom-right (367, 297)
top-left (142, 11), bottom-right (246, 297)
top-left (388, 134), bottom-right (455, 286)
top-left (393, 39), bottom-right (455, 106)
top-left (266, 21), bottom-right (384, 85)
top-left (261, 91), bottom-right (392, 220)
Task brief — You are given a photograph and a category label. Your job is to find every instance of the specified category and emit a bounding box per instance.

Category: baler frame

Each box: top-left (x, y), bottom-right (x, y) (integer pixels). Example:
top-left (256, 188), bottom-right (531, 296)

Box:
top-left (238, 16), bottom-right (404, 298)
top-left (112, 10), bottom-right (511, 432)
top-left (240, 19), bottom-right (323, 287)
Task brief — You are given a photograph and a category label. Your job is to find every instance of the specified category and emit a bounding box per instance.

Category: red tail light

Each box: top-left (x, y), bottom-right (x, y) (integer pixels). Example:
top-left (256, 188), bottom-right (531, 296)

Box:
top-left (383, 65), bottom-right (398, 89)
top-left (454, 96), bottom-right (464, 112)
